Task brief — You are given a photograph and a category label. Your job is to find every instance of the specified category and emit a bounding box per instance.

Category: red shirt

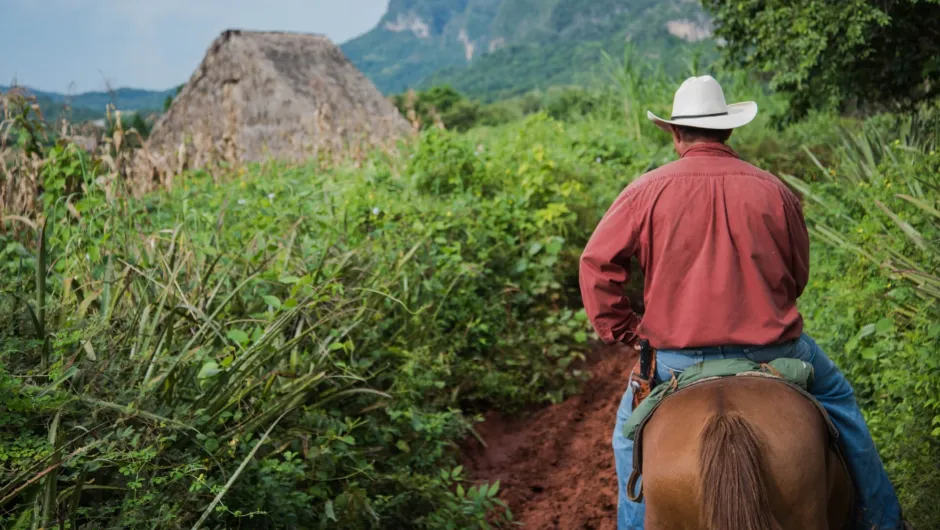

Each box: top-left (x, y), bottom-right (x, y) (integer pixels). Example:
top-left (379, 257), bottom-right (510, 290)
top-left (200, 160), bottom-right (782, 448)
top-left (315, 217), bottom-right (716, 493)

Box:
top-left (578, 142), bottom-right (809, 350)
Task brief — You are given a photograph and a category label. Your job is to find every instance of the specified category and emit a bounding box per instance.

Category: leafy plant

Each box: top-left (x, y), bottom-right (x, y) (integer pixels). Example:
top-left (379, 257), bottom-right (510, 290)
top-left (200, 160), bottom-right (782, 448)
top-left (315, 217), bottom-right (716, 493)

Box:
top-left (780, 107), bottom-right (940, 525)
top-left (702, 0), bottom-right (940, 122)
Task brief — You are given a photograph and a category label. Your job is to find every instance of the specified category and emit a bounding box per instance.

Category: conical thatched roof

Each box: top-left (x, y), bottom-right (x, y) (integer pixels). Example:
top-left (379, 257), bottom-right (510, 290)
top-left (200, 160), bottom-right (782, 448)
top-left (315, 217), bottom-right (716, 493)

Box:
top-left (147, 30), bottom-right (411, 163)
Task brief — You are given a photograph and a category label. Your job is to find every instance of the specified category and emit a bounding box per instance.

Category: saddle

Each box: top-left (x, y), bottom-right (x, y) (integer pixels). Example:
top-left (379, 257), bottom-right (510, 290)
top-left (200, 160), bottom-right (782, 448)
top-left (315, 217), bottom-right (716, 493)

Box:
top-left (623, 347), bottom-right (846, 503)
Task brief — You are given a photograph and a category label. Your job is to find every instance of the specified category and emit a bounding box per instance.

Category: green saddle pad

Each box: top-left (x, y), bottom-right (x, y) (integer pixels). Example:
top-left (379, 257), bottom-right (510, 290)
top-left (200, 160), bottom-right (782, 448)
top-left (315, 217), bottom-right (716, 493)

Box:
top-left (623, 357), bottom-right (815, 441)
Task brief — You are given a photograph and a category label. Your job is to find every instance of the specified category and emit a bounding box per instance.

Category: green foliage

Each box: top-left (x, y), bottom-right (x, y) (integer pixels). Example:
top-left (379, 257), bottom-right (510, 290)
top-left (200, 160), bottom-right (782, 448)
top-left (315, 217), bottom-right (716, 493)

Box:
top-left (392, 84), bottom-right (612, 133)
top-left (3, 103), bottom-right (663, 528)
top-left (392, 86), bottom-right (488, 132)
top-left (540, 86), bottom-right (604, 121)
top-left (163, 84), bottom-right (184, 112)
top-left (779, 107), bottom-right (940, 526)
top-left (408, 127), bottom-right (487, 194)
top-left (702, 0), bottom-right (940, 122)
top-left (2, 89), bottom-right (51, 157)
top-left (38, 142), bottom-right (90, 210)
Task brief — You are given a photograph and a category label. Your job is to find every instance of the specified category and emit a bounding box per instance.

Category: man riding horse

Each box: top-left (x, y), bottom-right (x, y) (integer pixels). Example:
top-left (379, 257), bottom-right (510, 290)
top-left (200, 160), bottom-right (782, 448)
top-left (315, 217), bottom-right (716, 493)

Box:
top-left (579, 75), bottom-right (911, 529)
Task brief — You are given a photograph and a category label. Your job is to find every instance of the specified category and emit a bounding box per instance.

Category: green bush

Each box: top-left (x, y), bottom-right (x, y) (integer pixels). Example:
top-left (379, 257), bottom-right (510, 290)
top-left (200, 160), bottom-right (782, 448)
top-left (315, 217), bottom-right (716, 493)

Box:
top-left (542, 86), bottom-right (604, 121)
top-left (409, 128), bottom-right (487, 196)
top-left (391, 86), bottom-right (486, 132)
top-left (785, 111), bottom-right (940, 526)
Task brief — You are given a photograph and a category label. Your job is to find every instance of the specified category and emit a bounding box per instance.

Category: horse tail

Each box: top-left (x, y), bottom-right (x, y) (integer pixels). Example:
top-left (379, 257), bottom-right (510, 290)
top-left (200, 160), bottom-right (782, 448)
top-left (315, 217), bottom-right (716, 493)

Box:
top-left (699, 413), bottom-right (783, 530)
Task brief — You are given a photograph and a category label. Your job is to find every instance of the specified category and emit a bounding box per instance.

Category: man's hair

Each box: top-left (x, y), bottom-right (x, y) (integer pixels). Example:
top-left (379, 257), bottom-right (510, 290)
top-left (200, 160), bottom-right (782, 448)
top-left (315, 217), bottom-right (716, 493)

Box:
top-left (672, 125), bottom-right (733, 143)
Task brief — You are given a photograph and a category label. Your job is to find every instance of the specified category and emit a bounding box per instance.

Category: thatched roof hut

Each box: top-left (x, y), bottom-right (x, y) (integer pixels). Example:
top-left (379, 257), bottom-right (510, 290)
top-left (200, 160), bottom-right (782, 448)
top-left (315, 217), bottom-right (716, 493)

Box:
top-left (147, 30), bottom-right (411, 164)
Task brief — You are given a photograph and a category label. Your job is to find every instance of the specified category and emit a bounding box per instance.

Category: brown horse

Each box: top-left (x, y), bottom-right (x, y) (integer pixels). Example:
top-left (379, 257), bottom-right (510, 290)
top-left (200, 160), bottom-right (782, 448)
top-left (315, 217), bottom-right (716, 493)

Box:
top-left (640, 376), bottom-right (854, 530)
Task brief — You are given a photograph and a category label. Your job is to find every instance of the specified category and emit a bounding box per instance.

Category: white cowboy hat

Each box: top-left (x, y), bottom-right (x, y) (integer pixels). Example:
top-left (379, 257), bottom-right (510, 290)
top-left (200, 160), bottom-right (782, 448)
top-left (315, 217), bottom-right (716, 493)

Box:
top-left (647, 75), bottom-right (757, 131)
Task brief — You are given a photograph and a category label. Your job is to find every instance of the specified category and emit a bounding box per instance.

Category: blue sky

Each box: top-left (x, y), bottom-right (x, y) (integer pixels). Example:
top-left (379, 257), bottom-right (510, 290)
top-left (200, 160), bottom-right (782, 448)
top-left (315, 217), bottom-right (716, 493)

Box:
top-left (0, 0), bottom-right (390, 93)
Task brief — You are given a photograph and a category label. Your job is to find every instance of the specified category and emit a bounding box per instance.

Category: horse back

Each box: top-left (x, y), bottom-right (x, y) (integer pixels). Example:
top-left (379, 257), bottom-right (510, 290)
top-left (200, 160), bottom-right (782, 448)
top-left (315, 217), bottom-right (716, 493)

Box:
top-left (640, 376), bottom-right (853, 530)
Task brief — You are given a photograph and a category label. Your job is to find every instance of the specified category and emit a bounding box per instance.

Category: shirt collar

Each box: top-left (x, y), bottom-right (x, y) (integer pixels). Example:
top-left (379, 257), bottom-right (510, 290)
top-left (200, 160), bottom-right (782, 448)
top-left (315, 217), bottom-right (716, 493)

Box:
top-left (679, 142), bottom-right (740, 159)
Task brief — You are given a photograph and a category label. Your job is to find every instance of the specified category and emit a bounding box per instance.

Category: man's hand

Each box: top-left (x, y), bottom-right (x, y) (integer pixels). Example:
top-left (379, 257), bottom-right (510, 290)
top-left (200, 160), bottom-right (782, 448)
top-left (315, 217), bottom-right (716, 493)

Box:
top-left (611, 336), bottom-right (642, 357)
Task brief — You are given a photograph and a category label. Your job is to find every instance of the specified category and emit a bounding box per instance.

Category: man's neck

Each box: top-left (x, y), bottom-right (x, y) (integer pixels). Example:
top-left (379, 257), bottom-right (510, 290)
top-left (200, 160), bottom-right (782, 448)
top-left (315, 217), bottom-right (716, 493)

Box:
top-left (678, 142), bottom-right (737, 159)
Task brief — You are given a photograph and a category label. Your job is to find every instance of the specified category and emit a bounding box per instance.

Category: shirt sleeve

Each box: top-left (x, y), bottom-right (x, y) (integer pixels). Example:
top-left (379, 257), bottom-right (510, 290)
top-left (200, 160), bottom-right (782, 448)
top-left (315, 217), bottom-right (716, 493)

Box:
top-left (784, 191), bottom-right (810, 297)
top-left (579, 187), bottom-right (642, 344)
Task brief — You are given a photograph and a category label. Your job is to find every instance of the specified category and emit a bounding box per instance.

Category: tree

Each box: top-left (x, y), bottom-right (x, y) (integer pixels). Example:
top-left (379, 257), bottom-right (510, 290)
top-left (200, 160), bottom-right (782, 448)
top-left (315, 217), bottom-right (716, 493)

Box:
top-left (392, 86), bottom-right (484, 132)
top-left (163, 84), bottom-right (184, 112)
top-left (129, 112), bottom-right (151, 139)
top-left (701, 0), bottom-right (940, 122)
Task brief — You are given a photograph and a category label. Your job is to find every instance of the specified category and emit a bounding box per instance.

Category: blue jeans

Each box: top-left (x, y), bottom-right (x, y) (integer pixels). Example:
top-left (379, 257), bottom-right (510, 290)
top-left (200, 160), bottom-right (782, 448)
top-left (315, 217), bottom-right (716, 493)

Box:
top-left (612, 333), bottom-right (903, 530)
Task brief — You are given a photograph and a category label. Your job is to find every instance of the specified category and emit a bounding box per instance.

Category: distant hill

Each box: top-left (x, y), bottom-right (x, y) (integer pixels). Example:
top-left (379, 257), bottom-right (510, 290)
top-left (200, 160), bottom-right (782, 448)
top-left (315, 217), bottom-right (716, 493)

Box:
top-left (341, 0), bottom-right (714, 98)
top-left (0, 85), bottom-right (177, 122)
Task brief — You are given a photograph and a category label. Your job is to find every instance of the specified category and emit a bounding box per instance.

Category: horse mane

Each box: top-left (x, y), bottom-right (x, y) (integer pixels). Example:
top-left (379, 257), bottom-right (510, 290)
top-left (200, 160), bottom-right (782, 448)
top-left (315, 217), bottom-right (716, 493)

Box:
top-left (699, 413), bottom-right (783, 530)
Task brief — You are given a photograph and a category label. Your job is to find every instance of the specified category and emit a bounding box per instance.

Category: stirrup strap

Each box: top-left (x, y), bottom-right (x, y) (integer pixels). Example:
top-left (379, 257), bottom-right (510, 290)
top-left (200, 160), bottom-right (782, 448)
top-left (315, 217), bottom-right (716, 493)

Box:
top-left (627, 394), bottom-right (646, 504)
top-left (626, 468), bottom-right (643, 502)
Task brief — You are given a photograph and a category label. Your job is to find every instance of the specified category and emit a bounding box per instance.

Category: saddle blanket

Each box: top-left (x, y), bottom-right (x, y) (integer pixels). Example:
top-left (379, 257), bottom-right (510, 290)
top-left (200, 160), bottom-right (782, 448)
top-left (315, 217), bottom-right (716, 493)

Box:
top-left (622, 357), bottom-right (816, 441)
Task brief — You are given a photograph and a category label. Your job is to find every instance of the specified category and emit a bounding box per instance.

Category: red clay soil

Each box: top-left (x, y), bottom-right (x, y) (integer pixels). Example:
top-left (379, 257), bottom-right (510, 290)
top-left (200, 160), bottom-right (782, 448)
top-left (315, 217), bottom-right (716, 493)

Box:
top-left (463, 343), bottom-right (639, 529)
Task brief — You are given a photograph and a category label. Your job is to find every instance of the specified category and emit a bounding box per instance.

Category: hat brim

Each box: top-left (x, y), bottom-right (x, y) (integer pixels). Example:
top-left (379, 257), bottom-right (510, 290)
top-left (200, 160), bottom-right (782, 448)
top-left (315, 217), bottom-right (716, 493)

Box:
top-left (647, 101), bottom-right (758, 132)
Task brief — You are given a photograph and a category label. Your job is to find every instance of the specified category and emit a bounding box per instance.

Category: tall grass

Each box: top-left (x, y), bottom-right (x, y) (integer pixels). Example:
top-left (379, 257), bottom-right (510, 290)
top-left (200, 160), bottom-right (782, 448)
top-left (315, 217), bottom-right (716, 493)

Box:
top-left (1, 181), bottom-right (402, 526)
top-left (783, 107), bottom-right (940, 310)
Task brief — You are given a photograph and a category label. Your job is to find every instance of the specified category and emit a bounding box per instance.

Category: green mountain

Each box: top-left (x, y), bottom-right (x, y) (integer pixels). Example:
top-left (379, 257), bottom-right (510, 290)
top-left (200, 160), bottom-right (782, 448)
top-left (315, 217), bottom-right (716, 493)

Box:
top-left (341, 0), bottom-right (713, 98)
top-left (0, 85), bottom-right (176, 122)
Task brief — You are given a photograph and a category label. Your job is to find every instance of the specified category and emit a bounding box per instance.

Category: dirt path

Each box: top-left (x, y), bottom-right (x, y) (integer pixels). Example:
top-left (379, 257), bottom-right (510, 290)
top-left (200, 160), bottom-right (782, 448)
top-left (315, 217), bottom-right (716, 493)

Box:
top-left (463, 343), bottom-right (638, 529)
